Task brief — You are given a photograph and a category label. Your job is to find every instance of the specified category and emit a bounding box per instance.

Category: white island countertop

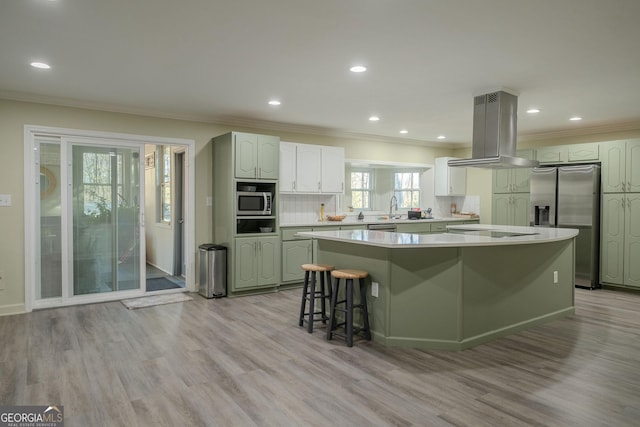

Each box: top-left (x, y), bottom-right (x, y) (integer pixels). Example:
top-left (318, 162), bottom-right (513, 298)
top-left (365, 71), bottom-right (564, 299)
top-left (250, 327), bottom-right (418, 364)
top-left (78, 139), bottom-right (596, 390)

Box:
top-left (297, 224), bottom-right (578, 248)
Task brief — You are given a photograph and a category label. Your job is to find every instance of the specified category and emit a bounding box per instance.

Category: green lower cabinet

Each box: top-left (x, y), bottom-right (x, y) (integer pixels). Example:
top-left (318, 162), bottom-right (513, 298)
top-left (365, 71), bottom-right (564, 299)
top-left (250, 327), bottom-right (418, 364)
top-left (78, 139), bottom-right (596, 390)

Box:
top-left (601, 193), bottom-right (640, 288)
top-left (282, 239), bottom-right (312, 282)
top-left (234, 236), bottom-right (280, 290)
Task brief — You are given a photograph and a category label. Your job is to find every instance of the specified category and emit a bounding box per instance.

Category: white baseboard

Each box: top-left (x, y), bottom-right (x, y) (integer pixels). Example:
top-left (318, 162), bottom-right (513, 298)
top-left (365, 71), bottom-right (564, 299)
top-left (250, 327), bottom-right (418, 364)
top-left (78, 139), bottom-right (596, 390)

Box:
top-left (0, 303), bottom-right (26, 317)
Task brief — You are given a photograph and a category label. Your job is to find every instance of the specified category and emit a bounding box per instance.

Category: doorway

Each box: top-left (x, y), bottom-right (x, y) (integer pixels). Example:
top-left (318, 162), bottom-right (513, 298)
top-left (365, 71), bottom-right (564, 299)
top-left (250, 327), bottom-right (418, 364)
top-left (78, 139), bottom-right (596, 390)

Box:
top-left (143, 144), bottom-right (186, 292)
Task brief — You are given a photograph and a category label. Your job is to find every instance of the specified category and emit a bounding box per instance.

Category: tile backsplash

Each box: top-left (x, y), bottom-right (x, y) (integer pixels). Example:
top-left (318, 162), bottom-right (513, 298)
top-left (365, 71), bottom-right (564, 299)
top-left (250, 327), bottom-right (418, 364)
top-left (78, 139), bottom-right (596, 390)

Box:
top-left (434, 195), bottom-right (480, 218)
top-left (279, 194), bottom-right (339, 224)
top-left (280, 193), bottom-right (480, 224)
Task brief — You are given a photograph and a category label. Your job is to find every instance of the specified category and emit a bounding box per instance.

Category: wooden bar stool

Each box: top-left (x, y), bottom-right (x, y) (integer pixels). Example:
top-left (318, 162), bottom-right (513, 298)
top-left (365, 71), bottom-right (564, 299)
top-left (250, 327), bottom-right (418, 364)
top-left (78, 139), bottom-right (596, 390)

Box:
top-left (298, 263), bottom-right (334, 333)
top-left (327, 269), bottom-right (371, 347)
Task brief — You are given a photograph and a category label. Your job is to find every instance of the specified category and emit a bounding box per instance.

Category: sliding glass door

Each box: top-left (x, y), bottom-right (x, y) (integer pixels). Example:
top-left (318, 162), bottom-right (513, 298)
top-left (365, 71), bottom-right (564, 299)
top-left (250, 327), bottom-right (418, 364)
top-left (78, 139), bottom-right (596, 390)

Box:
top-left (71, 144), bottom-right (141, 295)
top-left (36, 137), bottom-right (143, 305)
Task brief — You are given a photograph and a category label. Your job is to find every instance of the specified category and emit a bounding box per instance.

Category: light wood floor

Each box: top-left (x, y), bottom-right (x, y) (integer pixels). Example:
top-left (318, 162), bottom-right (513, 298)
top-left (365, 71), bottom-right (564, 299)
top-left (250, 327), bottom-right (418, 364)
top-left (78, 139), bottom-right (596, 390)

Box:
top-left (1, 287), bottom-right (639, 426)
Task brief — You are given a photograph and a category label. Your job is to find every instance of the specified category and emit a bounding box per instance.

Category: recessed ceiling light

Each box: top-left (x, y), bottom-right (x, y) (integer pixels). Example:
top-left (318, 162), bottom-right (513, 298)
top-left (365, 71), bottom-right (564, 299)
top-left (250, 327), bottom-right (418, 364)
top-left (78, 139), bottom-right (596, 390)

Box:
top-left (437, 135), bottom-right (446, 140)
top-left (569, 116), bottom-right (582, 121)
top-left (368, 116), bottom-right (380, 121)
top-left (527, 108), bottom-right (540, 114)
top-left (399, 130), bottom-right (408, 134)
top-left (350, 65), bottom-right (367, 73)
top-left (268, 100), bottom-right (281, 106)
top-left (30, 62), bottom-right (50, 69)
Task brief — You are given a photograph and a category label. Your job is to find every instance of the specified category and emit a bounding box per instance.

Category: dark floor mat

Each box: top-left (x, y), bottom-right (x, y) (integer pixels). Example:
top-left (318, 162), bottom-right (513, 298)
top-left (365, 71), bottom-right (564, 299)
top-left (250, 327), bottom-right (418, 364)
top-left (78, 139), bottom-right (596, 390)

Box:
top-left (146, 277), bottom-right (183, 291)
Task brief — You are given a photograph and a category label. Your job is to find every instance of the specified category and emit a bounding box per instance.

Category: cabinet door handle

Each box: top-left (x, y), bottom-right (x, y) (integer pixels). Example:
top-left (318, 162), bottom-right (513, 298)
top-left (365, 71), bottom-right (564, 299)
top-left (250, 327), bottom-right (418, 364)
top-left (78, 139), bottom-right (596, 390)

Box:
top-left (318, 182), bottom-right (321, 191)
top-left (254, 167), bottom-right (257, 178)
top-left (293, 180), bottom-right (296, 191)
top-left (622, 182), bottom-right (626, 192)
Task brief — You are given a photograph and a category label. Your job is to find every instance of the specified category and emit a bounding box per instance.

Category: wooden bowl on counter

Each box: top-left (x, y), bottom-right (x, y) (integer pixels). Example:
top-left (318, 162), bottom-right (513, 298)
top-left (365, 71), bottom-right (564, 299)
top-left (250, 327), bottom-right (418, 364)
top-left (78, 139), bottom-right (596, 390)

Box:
top-left (326, 215), bottom-right (346, 222)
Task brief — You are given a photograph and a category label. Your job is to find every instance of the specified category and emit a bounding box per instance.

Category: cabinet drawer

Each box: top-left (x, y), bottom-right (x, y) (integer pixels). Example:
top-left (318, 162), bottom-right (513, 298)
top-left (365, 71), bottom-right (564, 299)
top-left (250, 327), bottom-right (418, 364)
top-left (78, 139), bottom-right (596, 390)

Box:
top-left (430, 223), bottom-right (448, 232)
top-left (281, 227), bottom-right (312, 241)
top-left (340, 224), bottom-right (366, 231)
top-left (313, 225), bottom-right (340, 231)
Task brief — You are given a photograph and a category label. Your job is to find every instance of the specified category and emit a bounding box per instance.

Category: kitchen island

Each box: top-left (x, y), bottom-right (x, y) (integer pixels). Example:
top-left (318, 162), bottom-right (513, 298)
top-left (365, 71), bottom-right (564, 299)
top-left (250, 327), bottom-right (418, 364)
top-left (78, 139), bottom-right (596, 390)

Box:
top-left (298, 225), bottom-right (578, 350)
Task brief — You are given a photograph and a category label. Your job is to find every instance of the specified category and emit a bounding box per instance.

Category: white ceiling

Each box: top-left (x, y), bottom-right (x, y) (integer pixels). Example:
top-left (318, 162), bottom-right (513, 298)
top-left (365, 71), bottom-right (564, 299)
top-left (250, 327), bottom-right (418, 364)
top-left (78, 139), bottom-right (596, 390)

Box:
top-left (2, 0), bottom-right (640, 146)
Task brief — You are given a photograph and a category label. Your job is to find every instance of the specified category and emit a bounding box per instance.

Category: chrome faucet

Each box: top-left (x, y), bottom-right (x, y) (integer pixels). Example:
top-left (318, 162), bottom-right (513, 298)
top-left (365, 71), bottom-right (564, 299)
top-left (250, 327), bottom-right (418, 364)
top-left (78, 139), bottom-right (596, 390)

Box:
top-left (389, 195), bottom-right (398, 219)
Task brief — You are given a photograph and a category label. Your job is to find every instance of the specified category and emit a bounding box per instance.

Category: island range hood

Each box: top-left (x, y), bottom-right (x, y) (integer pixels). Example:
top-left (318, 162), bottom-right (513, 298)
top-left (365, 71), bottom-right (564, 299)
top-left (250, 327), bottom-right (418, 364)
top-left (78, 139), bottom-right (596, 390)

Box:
top-left (448, 90), bottom-right (539, 169)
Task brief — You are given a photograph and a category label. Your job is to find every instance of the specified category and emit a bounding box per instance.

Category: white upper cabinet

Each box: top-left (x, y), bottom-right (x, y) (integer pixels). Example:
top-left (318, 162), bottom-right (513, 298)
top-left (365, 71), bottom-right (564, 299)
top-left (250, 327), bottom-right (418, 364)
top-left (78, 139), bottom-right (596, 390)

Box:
top-left (279, 142), bottom-right (345, 194)
top-left (320, 146), bottom-right (345, 193)
top-left (435, 157), bottom-right (466, 196)
top-left (296, 144), bottom-right (322, 192)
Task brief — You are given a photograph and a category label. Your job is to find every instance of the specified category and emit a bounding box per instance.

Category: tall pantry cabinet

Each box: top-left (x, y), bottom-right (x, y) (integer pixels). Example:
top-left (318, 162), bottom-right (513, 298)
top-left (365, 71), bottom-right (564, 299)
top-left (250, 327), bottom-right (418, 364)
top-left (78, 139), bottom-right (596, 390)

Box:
top-left (212, 132), bottom-right (281, 295)
top-left (600, 139), bottom-right (640, 288)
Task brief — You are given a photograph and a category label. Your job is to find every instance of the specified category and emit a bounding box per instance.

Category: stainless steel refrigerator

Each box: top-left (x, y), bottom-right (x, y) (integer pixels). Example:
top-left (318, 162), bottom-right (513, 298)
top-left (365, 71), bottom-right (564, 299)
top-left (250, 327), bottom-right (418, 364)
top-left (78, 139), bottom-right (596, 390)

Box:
top-left (530, 164), bottom-right (600, 288)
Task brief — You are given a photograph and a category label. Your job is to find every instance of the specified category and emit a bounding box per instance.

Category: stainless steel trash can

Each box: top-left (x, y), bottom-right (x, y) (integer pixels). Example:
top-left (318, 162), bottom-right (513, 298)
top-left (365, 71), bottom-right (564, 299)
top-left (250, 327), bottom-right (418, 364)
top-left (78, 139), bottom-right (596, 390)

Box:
top-left (198, 244), bottom-right (227, 298)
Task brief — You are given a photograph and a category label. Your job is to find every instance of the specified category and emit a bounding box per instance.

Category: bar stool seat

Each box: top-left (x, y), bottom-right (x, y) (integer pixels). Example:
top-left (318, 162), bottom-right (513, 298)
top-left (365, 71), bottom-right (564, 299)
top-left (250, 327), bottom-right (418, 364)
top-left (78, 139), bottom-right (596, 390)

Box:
top-left (298, 264), bottom-right (334, 333)
top-left (327, 269), bottom-right (371, 347)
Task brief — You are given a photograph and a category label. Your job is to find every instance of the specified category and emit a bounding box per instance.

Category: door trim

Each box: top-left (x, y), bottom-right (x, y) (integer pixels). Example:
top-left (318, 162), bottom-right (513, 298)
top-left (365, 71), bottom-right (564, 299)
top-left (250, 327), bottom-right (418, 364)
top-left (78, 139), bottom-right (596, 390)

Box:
top-left (24, 125), bottom-right (196, 312)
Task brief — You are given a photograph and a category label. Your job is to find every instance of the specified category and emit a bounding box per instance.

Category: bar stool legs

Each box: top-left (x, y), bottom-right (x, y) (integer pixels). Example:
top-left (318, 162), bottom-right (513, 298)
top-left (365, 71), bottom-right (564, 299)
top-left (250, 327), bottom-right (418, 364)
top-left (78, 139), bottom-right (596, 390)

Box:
top-left (327, 269), bottom-right (371, 347)
top-left (298, 264), bottom-right (333, 333)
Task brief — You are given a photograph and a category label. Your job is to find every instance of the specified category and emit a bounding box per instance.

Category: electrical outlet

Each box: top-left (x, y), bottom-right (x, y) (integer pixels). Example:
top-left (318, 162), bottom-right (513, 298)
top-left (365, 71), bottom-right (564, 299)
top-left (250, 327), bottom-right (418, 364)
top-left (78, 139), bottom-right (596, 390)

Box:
top-left (206, 196), bottom-right (213, 206)
top-left (553, 270), bottom-right (559, 284)
top-left (0, 270), bottom-right (4, 290)
top-left (371, 281), bottom-right (379, 297)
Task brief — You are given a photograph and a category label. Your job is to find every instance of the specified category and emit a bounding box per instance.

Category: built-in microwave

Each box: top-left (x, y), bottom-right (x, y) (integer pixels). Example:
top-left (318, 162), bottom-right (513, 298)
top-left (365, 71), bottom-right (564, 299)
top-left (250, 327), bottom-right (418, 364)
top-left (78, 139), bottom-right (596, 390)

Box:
top-left (236, 191), bottom-right (272, 215)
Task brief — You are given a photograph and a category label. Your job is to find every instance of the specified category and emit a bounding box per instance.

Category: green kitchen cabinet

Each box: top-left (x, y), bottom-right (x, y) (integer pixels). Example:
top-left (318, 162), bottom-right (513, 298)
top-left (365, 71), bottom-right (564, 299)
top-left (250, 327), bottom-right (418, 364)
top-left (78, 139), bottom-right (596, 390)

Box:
top-left (601, 140), bottom-right (640, 193)
top-left (234, 132), bottom-right (280, 180)
top-left (234, 236), bottom-right (280, 290)
top-left (492, 193), bottom-right (530, 226)
top-left (536, 143), bottom-right (599, 165)
top-left (601, 193), bottom-right (640, 288)
top-left (281, 239), bottom-right (313, 282)
top-left (492, 150), bottom-right (534, 193)
top-left (492, 149), bottom-right (532, 226)
top-left (536, 146), bottom-right (566, 164)
top-left (281, 227), bottom-right (313, 283)
top-left (396, 222), bottom-right (432, 234)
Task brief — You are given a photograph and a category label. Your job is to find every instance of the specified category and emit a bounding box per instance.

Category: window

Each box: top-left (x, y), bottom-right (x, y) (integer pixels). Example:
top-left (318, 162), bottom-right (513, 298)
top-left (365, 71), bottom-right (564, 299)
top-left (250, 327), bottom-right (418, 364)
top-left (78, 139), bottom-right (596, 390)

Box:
top-left (81, 150), bottom-right (124, 219)
top-left (157, 146), bottom-right (171, 224)
top-left (350, 170), bottom-right (372, 210)
top-left (394, 172), bottom-right (420, 209)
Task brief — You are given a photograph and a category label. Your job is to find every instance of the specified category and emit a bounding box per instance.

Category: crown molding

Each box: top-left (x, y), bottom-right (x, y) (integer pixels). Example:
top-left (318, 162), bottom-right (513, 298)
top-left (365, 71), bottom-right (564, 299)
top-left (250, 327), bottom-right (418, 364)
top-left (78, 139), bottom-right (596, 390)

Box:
top-left (3, 90), bottom-right (639, 149)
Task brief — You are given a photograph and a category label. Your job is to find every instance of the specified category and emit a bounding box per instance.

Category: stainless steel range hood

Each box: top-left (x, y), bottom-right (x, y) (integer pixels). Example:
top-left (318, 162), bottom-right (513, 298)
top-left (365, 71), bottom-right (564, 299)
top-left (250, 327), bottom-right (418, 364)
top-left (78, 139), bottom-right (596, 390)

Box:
top-left (448, 90), bottom-right (539, 169)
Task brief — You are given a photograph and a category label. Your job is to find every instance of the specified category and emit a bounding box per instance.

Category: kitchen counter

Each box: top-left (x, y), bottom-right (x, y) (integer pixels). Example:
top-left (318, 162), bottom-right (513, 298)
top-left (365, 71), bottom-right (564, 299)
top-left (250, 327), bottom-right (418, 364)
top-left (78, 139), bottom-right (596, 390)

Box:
top-left (305, 224), bottom-right (577, 350)
top-left (297, 224), bottom-right (577, 248)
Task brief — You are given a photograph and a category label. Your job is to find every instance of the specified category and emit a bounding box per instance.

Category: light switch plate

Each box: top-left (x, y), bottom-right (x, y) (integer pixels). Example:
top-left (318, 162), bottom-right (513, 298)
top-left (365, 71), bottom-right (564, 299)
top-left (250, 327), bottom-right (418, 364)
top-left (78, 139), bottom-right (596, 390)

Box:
top-left (0, 194), bottom-right (11, 207)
